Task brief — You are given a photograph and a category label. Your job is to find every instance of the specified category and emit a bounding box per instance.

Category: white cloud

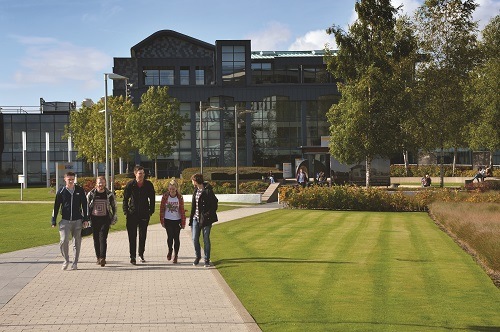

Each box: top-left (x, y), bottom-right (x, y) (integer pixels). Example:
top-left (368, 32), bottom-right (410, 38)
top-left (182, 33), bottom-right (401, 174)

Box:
top-left (245, 22), bottom-right (292, 51)
top-left (288, 29), bottom-right (337, 51)
top-left (12, 35), bottom-right (110, 90)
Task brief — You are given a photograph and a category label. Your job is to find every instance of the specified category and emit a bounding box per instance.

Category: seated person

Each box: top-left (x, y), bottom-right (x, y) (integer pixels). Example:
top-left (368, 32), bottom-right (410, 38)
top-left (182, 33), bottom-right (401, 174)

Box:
top-left (472, 167), bottom-right (485, 182)
top-left (485, 165), bottom-right (493, 177)
top-left (423, 174), bottom-right (432, 187)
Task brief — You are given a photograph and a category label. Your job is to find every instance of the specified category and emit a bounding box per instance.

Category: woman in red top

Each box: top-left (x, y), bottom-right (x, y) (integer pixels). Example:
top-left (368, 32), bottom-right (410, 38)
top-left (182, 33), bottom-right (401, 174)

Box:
top-left (159, 178), bottom-right (186, 263)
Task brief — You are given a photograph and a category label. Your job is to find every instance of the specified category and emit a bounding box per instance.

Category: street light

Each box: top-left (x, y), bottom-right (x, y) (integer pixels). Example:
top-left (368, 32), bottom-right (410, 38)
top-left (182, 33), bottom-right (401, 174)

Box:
top-left (234, 107), bottom-right (256, 194)
top-left (199, 101), bottom-right (224, 175)
top-left (104, 73), bottom-right (128, 191)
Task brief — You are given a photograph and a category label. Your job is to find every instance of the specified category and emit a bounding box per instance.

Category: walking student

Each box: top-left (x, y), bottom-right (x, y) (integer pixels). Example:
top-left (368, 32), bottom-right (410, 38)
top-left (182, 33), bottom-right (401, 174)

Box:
top-left (51, 171), bottom-right (89, 271)
top-left (87, 176), bottom-right (117, 267)
top-left (189, 173), bottom-right (218, 267)
top-left (159, 178), bottom-right (186, 264)
top-left (123, 165), bottom-right (156, 265)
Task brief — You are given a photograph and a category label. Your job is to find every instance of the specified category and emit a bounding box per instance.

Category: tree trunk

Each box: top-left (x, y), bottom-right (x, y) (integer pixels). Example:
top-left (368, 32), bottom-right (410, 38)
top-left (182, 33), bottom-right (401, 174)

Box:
top-left (154, 158), bottom-right (158, 178)
top-left (452, 148), bottom-right (457, 176)
top-left (365, 156), bottom-right (372, 188)
top-left (440, 146), bottom-right (444, 188)
top-left (403, 150), bottom-right (409, 176)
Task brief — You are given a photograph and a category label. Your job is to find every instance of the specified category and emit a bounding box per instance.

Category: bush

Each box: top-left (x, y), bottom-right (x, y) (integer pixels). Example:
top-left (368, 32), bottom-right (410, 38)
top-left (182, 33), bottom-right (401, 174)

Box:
top-left (181, 167), bottom-right (282, 181)
top-left (279, 185), bottom-right (426, 211)
top-left (390, 164), bottom-right (475, 177)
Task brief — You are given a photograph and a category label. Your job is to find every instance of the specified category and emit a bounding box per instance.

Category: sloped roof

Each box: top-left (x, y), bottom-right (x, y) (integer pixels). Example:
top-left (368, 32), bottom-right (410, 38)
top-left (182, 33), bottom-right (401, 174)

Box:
top-left (131, 30), bottom-right (215, 57)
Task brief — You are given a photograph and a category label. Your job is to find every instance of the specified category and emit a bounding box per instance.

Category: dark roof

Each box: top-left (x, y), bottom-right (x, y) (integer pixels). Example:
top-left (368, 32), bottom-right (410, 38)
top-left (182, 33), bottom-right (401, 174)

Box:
top-left (131, 30), bottom-right (215, 57)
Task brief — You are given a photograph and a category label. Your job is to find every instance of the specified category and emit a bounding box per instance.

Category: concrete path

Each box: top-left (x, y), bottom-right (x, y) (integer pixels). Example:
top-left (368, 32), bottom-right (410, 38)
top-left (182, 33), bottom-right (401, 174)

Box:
top-left (0, 204), bottom-right (279, 331)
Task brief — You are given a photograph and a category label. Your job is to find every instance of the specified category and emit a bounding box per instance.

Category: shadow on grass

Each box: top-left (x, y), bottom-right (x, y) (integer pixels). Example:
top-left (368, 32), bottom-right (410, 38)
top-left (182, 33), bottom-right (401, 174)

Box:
top-left (214, 257), bottom-right (355, 266)
top-left (257, 321), bottom-right (500, 331)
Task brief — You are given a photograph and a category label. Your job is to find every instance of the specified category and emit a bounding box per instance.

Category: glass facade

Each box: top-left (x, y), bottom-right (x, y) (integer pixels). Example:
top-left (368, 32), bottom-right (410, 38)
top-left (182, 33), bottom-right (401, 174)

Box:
top-left (221, 45), bottom-right (246, 85)
top-left (0, 113), bottom-right (84, 185)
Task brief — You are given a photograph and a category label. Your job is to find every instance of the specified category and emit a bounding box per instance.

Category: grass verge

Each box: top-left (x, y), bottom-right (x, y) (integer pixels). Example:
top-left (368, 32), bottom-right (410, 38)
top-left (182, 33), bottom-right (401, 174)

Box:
top-left (428, 201), bottom-right (500, 286)
top-left (212, 209), bottom-right (500, 332)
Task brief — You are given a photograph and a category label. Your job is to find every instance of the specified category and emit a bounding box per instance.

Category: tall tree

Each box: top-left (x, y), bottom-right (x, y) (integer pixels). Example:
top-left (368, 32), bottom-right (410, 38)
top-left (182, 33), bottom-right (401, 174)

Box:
top-left (106, 96), bottom-right (135, 171)
top-left (66, 102), bottom-right (104, 164)
top-left (66, 96), bottom-right (135, 175)
top-left (325, 0), bottom-right (417, 187)
top-left (465, 15), bottom-right (500, 166)
top-left (127, 86), bottom-right (188, 176)
top-left (413, 0), bottom-right (479, 185)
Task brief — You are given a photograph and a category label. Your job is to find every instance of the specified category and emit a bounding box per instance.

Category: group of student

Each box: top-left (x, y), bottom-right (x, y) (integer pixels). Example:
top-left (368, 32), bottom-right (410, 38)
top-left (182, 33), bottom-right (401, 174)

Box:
top-left (51, 165), bottom-right (218, 271)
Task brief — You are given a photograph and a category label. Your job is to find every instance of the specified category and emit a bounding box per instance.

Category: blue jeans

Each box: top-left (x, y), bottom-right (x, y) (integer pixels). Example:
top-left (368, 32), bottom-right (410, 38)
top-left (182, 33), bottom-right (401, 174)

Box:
top-left (191, 218), bottom-right (212, 261)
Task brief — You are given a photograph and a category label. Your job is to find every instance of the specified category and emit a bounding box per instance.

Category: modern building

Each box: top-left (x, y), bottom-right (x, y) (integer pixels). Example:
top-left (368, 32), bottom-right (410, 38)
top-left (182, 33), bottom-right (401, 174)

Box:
top-left (112, 30), bottom-right (340, 178)
top-left (0, 99), bottom-right (85, 185)
top-left (2, 29), bottom-right (496, 185)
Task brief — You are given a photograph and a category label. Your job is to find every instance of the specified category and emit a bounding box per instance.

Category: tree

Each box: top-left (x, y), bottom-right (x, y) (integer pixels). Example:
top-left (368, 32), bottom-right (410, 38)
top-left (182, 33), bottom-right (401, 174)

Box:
top-left (127, 86), bottom-right (188, 176)
top-left (325, 0), bottom-right (417, 187)
top-left (466, 15), bottom-right (500, 166)
top-left (66, 96), bottom-right (135, 175)
top-left (106, 96), bottom-right (135, 170)
top-left (413, 0), bottom-right (479, 185)
top-left (66, 101), bottom-right (104, 164)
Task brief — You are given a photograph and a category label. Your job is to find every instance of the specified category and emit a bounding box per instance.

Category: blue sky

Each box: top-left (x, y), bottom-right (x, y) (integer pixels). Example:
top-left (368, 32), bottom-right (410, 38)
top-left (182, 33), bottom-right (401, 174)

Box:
top-left (0, 0), bottom-right (498, 107)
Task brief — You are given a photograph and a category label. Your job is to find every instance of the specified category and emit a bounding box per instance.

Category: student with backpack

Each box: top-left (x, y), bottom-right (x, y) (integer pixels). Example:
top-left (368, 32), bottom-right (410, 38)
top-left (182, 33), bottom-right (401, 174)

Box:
top-left (189, 173), bottom-right (218, 267)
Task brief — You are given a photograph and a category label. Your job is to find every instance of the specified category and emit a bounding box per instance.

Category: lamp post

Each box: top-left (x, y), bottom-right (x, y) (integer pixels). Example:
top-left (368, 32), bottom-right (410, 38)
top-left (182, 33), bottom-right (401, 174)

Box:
top-left (104, 73), bottom-right (128, 191)
top-left (199, 102), bottom-right (224, 175)
top-left (234, 107), bottom-right (256, 194)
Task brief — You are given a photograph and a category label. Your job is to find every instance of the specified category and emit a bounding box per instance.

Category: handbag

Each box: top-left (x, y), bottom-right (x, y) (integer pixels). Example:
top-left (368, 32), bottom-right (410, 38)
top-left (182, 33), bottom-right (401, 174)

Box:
top-left (81, 221), bottom-right (93, 237)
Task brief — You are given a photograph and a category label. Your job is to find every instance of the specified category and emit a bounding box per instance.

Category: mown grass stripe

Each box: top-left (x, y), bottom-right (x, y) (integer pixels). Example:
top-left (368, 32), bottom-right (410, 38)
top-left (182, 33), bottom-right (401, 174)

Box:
top-left (213, 209), bottom-right (500, 332)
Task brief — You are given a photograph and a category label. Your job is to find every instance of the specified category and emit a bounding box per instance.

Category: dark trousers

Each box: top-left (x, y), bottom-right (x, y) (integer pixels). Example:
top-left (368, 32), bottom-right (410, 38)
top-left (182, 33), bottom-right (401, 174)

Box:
top-left (126, 215), bottom-right (149, 259)
top-left (91, 217), bottom-right (110, 259)
top-left (164, 219), bottom-right (181, 255)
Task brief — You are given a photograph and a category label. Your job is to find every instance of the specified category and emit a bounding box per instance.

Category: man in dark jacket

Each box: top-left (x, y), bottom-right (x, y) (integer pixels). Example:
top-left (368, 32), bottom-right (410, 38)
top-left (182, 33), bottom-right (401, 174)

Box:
top-left (123, 165), bottom-right (155, 264)
top-left (189, 173), bottom-right (218, 267)
top-left (51, 171), bottom-right (89, 271)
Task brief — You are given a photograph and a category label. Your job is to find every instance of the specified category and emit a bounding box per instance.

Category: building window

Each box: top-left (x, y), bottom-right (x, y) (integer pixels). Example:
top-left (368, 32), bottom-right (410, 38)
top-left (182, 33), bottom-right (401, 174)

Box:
top-left (143, 67), bottom-right (174, 86)
top-left (195, 67), bottom-right (205, 85)
top-left (180, 67), bottom-right (189, 85)
top-left (273, 65), bottom-right (300, 84)
top-left (303, 66), bottom-right (333, 83)
top-left (222, 45), bottom-right (246, 86)
top-left (251, 63), bottom-right (272, 84)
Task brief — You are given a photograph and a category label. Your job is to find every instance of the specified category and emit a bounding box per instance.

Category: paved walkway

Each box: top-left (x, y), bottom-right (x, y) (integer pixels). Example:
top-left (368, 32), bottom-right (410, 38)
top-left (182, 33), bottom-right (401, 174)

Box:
top-left (0, 204), bottom-right (279, 331)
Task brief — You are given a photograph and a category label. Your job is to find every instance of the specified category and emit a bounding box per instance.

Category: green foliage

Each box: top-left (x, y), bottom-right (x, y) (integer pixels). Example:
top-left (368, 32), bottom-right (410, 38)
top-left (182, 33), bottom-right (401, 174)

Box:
top-left (325, 0), bottom-right (418, 186)
top-left (465, 15), bottom-right (500, 154)
top-left (181, 166), bottom-right (280, 181)
top-left (413, 0), bottom-right (479, 152)
top-left (390, 164), bottom-right (476, 177)
top-left (66, 96), bottom-right (135, 163)
top-left (279, 185), bottom-right (426, 211)
top-left (128, 86), bottom-right (188, 171)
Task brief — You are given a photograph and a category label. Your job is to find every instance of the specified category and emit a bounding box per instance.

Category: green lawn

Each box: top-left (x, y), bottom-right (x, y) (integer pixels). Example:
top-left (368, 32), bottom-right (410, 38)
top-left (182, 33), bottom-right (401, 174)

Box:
top-left (212, 209), bottom-right (500, 332)
top-left (0, 186), bottom-right (56, 201)
top-left (0, 200), bottom-right (237, 254)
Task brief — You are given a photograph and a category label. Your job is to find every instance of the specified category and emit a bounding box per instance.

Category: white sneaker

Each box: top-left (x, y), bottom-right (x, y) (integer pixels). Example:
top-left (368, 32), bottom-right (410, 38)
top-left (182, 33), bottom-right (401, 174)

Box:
top-left (71, 263), bottom-right (78, 270)
top-left (61, 262), bottom-right (69, 270)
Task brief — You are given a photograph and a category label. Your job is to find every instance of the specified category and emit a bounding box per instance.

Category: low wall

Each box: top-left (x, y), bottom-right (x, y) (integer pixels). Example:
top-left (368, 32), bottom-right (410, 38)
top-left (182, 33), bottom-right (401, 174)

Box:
top-left (156, 194), bottom-right (262, 204)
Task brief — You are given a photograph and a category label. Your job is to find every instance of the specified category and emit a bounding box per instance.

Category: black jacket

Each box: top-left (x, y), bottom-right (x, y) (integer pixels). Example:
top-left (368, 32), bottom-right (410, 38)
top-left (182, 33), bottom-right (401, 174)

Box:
top-left (123, 179), bottom-right (155, 219)
top-left (51, 185), bottom-right (89, 225)
top-left (189, 182), bottom-right (218, 227)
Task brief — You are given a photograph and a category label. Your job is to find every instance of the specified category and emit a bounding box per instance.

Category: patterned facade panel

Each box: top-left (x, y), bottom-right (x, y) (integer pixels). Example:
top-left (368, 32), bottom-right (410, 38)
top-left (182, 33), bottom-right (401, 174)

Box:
top-left (135, 36), bottom-right (214, 59)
